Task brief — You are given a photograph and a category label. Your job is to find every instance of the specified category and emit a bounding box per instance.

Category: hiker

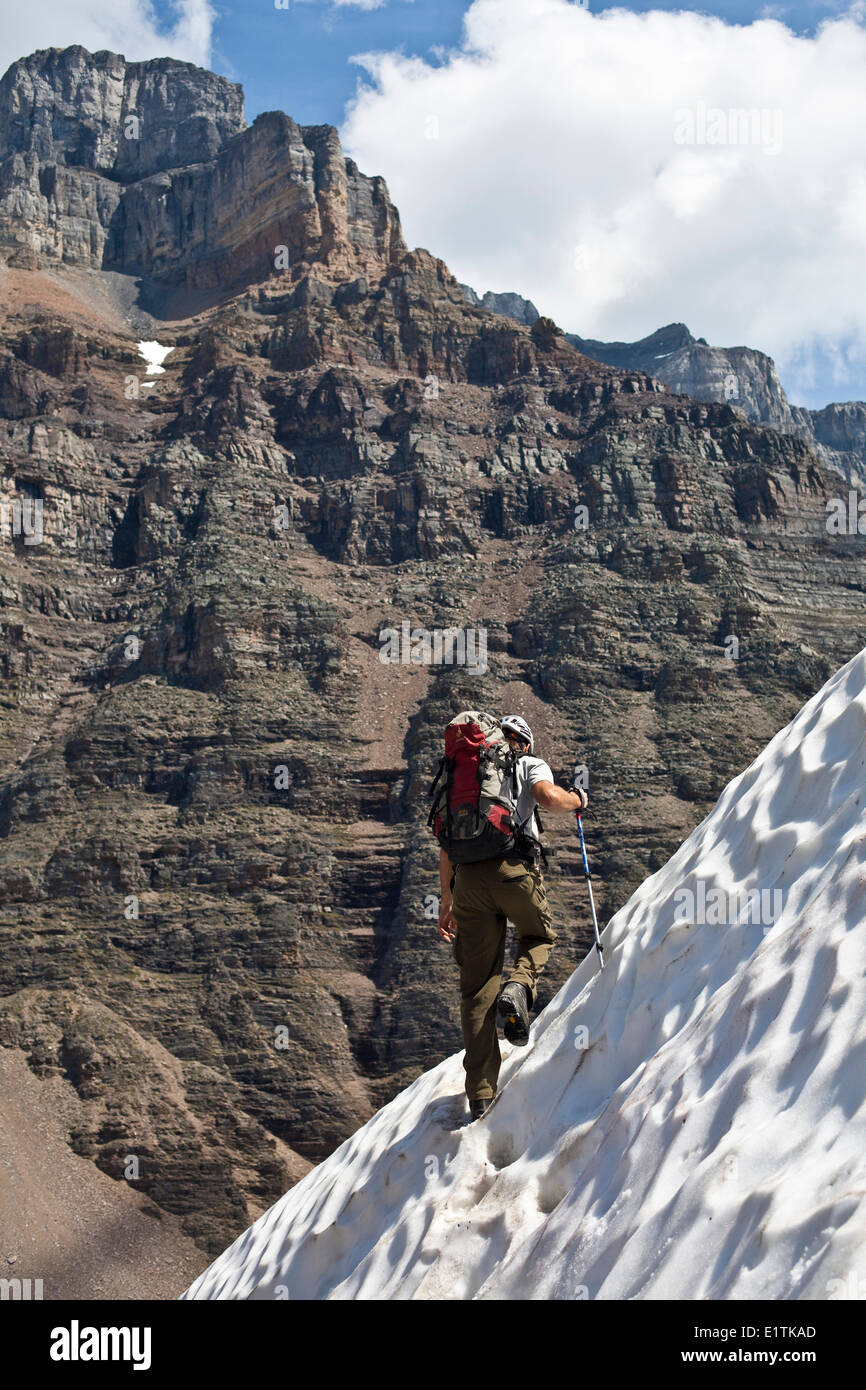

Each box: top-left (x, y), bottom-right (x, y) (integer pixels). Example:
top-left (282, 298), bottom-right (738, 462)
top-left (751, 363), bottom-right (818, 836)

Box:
top-left (430, 714), bottom-right (588, 1121)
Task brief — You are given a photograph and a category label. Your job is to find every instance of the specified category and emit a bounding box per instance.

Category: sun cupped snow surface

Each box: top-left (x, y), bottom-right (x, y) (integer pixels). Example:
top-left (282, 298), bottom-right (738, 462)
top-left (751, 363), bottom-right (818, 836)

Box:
top-left (184, 650), bottom-right (866, 1300)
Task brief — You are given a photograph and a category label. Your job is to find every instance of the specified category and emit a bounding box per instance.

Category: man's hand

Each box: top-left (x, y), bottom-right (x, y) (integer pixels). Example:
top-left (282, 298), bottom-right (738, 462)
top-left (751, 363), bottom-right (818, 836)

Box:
top-left (438, 899), bottom-right (456, 942)
top-left (437, 848), bottom-right (456, 941)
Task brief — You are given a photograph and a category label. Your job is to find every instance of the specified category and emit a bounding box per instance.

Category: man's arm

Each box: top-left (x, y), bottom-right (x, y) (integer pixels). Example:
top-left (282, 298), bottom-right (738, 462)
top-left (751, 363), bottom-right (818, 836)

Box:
top-left (438, 848), bottom-right (456, 941)
top-left (532, 781), bottom-right (587, 813)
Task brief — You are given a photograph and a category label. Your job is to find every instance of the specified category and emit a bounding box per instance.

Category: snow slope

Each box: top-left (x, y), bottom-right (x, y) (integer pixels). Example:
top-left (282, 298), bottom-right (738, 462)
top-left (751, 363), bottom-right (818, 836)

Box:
top-left (184, 649), bottom-right (866, 1300)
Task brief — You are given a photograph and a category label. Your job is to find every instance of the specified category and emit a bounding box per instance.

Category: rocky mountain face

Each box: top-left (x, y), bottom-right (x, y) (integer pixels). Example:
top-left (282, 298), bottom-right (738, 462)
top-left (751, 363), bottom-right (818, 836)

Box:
top-left (0, 46), bottom-right (405, 297)
top-left (2, 48), bottom-right (866, 1270)
top-left (807, 400), bottom-right (866, 484)
top-left (570, 322), bottom-right (799, 428)
top-left (569, 323), bottom-right (866, 486)
top-left (469, 291), bottom-right (866, 485)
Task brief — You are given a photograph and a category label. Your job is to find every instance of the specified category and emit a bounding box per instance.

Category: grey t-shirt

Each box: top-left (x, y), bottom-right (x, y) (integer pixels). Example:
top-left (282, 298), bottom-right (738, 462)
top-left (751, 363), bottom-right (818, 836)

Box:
top-left (514, 755), bottom-right (553, 842)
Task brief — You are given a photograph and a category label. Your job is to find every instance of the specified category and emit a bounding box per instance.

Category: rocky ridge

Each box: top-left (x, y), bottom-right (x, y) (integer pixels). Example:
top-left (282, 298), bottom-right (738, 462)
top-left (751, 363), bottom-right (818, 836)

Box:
top-left (464, 287), bottom-right (866, 485)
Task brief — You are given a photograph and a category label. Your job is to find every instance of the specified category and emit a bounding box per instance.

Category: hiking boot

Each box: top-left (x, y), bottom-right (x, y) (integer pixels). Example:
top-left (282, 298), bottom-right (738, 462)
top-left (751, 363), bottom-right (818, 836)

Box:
top-left (469, 1097), bottom-right (493, 1121)
top-left (498, 982), bottom-right (531, 1046)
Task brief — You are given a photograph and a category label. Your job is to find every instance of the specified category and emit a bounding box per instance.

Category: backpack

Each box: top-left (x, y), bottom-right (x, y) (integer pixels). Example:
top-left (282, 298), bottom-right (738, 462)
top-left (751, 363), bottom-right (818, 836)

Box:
top-left (426, 710), bottom-right (545, 865)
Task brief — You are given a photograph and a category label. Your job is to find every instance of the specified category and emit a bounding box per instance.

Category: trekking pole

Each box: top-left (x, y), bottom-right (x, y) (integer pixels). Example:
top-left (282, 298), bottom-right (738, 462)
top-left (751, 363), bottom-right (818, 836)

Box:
top-left (575, 812), bottom-right (604, 969)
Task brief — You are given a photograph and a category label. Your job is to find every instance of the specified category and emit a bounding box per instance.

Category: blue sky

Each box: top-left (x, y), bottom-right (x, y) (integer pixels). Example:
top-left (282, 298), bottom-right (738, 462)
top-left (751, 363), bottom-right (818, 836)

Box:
top-left (208, 0), bottom-right (472, 127)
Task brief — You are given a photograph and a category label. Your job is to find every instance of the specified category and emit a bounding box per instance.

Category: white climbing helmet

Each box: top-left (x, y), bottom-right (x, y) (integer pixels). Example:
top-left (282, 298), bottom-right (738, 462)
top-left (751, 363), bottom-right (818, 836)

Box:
top-left (500, 715), bottom-right (534, 754)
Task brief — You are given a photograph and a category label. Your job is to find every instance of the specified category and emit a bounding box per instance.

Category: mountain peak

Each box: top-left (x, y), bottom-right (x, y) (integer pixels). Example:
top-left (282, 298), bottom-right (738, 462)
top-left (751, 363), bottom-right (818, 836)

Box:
top-left (0, 45), bottom-right (246, 177)
top-left (0, 45), bottom-right (405, 303)
top-left (570, 320), bottom-right (695, 363)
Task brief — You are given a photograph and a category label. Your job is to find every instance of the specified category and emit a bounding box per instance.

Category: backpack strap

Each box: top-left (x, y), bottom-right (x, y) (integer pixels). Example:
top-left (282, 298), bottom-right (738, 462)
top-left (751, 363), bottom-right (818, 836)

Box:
top-left (427, 756), bottom-right (446, 798)
top-left (426, 756), bottom-right (446, 828)
top-left (512, 753), bottom-right (535, 832)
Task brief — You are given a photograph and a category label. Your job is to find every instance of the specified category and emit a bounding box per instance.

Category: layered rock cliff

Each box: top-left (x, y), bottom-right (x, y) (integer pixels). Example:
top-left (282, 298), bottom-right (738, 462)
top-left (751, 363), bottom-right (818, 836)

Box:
top-left (2, 47), bottom-right (866, 1273)
top-left (466, 291), bottom-right (866, 485)
top-left (0, 46), bottom-right (405, 296)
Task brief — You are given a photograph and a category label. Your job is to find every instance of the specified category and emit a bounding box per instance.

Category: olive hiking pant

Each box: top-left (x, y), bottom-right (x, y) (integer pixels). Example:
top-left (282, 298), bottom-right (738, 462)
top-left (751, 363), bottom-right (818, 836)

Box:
top-left (451, 854), bottom-right (557, 1102)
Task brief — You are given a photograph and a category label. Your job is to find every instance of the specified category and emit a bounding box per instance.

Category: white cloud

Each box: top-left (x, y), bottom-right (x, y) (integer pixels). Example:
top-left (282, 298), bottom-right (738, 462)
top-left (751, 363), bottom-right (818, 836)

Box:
top-left (0, 0), bottom-right (215, 79)
top-left (341, 0), bottom-right (866, 405)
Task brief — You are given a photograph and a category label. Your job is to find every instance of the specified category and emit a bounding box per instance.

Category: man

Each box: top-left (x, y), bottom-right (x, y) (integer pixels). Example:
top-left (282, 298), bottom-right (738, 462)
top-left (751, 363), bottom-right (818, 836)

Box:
top-left (437, 715), bottom-right (588, 1120)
